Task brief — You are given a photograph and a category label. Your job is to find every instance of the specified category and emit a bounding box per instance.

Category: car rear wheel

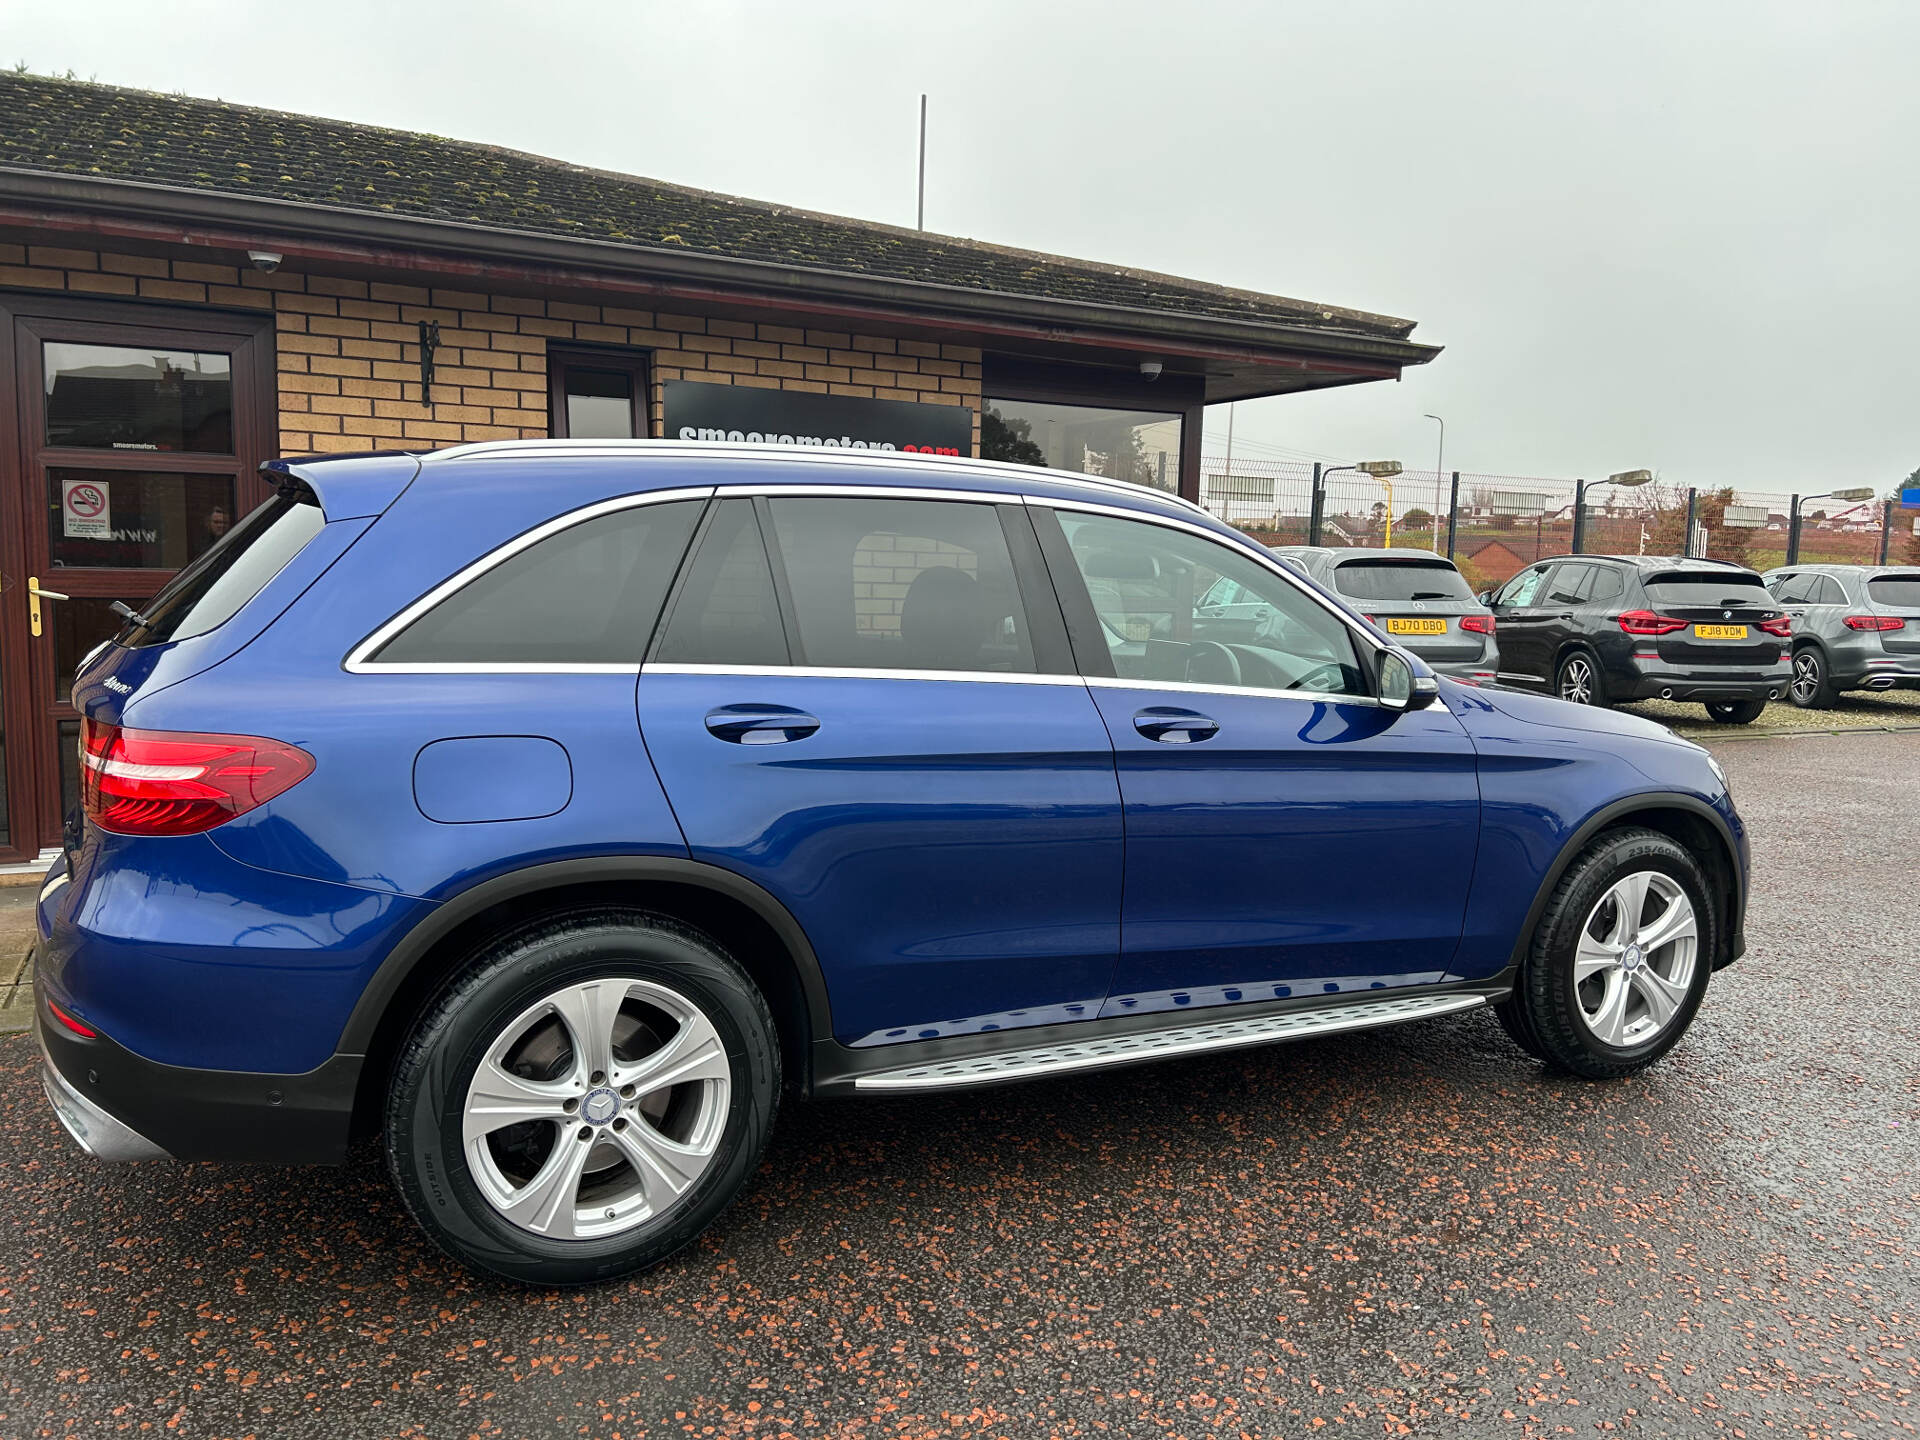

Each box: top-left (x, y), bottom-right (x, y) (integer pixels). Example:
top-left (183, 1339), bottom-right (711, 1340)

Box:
top-left (1496, 827), bottom-right (1715, 1079)
top-left (1703, 699), bottom-right (1767, 724)
top-left (386, 910), bottom-right (779, 1285)
top-left (1555, 650), bottom-right (1607, 708)
top-left (1788, 647), bottom-right (1838, 709)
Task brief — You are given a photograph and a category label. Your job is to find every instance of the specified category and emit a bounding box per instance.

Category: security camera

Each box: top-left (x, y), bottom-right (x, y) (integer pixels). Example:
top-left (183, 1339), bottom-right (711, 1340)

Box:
top-left (1139, 360), bottom-right (1164, 381)
top-left (247, 250), bottom-right (283, 272)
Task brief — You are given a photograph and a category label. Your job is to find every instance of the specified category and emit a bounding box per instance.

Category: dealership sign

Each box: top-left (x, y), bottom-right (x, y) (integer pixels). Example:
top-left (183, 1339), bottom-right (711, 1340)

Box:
top-left (664, 380), bottom-right (972, 457)
top-left (1901, 487), bottom-right (1920, 508)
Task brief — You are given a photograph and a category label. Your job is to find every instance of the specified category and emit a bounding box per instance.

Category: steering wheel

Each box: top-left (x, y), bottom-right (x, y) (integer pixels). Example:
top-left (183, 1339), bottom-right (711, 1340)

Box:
top-left (1185, 640), bottom-right (1242, 687)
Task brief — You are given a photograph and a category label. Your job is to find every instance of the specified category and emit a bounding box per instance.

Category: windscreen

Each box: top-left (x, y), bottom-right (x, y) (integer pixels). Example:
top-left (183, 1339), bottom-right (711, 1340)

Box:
top-left (1643, 572), bottom-right (1768, 608)
top-left (1866, 575), bottom-right (1920, 608)
top-left (120, 485), bottom-right (326, 648)
top-left (1332, 559), bottom-right (1475, 603)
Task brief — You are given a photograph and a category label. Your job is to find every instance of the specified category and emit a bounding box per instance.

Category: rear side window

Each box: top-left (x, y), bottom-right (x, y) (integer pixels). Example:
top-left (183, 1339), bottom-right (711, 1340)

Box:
top-left (1643, 571), bottom-right (1767, 607)
top-left (1768, 573), bottom-right (1811, 603)
top-left (1868, 575), bottom-right (1920, 608)
top-left (765, 497), bottom-right (1038, 673)
top-left (371, 499), bottom-right (702, 664)
top-left (123, 485), bottom-right (326, 649)
top-left (1330, 559), bottom-right (1475, 603)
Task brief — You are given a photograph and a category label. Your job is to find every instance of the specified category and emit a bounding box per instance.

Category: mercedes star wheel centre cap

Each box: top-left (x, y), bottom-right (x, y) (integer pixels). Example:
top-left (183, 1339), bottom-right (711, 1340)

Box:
top-left (582, 1087), bottom-right (620, 1124)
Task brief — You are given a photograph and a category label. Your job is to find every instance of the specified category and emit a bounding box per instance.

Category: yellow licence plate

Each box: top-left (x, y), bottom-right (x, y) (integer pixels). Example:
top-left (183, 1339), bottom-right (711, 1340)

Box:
top-left (1693, 623), bottom-right (1748, 640)
top-left (1385, 617), bottom-right (1448, 636)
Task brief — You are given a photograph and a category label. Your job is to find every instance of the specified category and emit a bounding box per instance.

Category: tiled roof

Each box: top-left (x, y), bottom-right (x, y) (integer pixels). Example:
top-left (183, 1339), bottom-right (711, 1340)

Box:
top-left (0, 73), bottom-right (1416, 340)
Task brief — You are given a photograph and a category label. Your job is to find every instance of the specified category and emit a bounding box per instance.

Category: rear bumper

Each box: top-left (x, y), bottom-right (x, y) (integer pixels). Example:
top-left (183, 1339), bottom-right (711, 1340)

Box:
top-left (1617, 659), bottom-right (1791, 703)
top-left (34, 977), bottom-right (361, 1164)
top-left (1839, 656), bottom-right (1920, 690)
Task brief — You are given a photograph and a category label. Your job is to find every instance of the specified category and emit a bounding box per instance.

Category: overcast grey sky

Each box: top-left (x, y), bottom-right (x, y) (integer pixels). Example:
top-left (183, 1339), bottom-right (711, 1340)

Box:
top-left (12, 0), bottom-right (1918, 491)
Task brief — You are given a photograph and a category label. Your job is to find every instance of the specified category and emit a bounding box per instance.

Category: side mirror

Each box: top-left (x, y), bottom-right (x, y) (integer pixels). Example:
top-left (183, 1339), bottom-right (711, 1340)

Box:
top-left (1377, 650), bottom-right (1440, 712)
top-left (1477, 589), bottom-right (1494, 605)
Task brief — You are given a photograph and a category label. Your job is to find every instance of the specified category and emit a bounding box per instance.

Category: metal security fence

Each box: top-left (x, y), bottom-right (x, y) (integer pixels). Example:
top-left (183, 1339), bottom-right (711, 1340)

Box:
top-left (1200, 458), bottom-right (1917, 595)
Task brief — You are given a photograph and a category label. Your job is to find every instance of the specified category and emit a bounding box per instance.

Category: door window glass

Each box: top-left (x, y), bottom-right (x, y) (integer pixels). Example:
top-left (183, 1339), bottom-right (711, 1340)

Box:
top-left (1054, 511), bottom-right (1366, 695)
top-left (372, 499), bottom-right (702, 664)
top-left (1814, 575), bottom-right (1848, 606)
top-left (46, 468), bottom-right (237, 571)
top-left (1495, 567), bottom-right (1550, 608)
top-left (1546, 564), bottom-right (1594, 606)
top-left (765, 497), bottom-right (1037, 673)
top-left (1589, 566), bottom-right (1624, 601)
top-left (44, 342), bottom-right (234, 452)
top-left (653, 499), bottom-right (788, 667)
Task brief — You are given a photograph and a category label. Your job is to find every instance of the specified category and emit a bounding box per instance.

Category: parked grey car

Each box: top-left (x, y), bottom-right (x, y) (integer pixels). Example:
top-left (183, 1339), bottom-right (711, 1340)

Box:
top-left (1271, 547), bottom-right (1499, 683)
top-left (1761, 564), bottom-right (1920, 707)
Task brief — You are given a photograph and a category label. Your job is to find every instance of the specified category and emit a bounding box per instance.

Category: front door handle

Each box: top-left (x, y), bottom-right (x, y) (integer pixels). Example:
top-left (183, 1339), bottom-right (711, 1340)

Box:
top-left (1133, 707), bottom-right (1219, 744)
top-left (27, 576), bottom-right (67, 638)
top-left (704, 705), bottom-right (820, 745)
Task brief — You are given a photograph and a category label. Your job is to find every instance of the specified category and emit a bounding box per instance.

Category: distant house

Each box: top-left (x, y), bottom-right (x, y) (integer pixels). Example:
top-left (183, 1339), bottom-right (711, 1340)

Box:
top-left (1466, 539), bottom-right (1529, 587)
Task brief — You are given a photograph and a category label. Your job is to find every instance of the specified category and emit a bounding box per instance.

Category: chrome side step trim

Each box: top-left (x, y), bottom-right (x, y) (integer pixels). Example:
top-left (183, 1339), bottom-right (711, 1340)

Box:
top-left (852, 992), bottom-right (1488, 1092)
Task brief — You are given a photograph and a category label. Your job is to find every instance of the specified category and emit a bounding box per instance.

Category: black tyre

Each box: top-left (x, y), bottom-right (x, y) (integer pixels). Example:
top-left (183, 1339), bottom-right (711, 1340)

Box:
top-left (1495, 827), bottom-right (1715, 1080)
top-left (1555, 649), bottom-right (1608, 708)
top-left (1788, 646), bottom-right (1838, 709)
top-left (386, 909), bottom-right (779, 1286)
top-left (1703, 698), bottom-right (1766, 724)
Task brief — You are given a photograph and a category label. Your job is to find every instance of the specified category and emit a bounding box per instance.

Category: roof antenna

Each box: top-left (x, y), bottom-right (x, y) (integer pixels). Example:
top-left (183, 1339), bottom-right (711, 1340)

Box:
top-left (916, 94), bottom-right (927, 231)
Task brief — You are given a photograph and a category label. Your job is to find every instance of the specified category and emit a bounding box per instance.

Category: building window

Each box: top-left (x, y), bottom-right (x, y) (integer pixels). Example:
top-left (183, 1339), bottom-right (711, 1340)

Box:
top-left (981, 397), bottom-right (1182, 494)
top-left (550, 349), bottom-right (650, 439)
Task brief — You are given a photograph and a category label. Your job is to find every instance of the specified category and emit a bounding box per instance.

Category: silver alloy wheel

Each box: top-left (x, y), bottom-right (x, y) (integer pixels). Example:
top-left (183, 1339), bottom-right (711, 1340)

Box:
top-left (462, 977), bottom-right (732, 1241)
top-left (1572, 870), bottom-right (1698, 1047)
top-left (1559, 656), bottom-right (1595, 704)
top-left (1791, 650), bottom-right (1821, 704)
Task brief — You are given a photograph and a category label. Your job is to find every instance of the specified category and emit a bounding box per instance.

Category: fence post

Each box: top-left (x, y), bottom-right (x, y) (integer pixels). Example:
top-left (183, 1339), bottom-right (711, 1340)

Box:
top-left (1570, 478), bottom-right (1587, 554)
top-left (1307, 462), bottom-right (1324, 547)
top-left (1445, 470), bottom-right (1460, 560)
top-left (1785, 494), bottom-right (1800, 566)
top-left (1685, 487), bottom-right (1698, 558)
top-left (1881, 499), bottom-right (1894, 566)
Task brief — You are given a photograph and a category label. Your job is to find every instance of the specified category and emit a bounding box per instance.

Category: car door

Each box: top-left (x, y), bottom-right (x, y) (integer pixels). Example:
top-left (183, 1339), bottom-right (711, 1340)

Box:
top-left (1031, 503), bottom-right (1480, 1017)
top-left (1488, 563), bottom-right (1556, 686)
top-left (635, 490), bottom-right (1123, 1050)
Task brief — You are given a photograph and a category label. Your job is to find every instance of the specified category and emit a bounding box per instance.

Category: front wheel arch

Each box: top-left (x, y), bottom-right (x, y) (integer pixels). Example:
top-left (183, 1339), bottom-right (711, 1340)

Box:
top-left (1507, 797), bottom-right (1742, 976)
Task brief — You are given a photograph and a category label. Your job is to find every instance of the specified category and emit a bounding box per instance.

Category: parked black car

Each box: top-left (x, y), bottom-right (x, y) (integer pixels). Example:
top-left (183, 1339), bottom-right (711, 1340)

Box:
top-left (1480, 555), bottom-right (1793, 723)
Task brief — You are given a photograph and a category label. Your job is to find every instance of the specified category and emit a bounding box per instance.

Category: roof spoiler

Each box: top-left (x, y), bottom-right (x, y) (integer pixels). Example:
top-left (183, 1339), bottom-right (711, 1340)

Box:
top-left (259, 452), bottom-right (423, 521)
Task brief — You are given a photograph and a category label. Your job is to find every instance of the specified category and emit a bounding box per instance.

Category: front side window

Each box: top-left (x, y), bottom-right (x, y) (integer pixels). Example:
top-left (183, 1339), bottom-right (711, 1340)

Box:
top-left (765, 497), bottom-right (1037, 673)
top-left (1053, 510), bottom-right (1366, 696)
top-left (982, 398), bottom-right (1182, 494)
top-left (1495, 567), bottom-right (1550, 608)
top-left (372, 499), bottom-right (702, 665)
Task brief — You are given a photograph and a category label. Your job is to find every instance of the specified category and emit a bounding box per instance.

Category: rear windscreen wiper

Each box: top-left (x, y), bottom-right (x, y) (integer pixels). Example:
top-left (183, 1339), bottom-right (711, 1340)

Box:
top-left (110, 599), bottom-right (153, 627)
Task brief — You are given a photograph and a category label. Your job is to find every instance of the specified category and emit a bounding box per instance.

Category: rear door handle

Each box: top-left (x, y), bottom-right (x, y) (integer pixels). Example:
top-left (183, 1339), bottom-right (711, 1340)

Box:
top-left (1133, 707), bottom-right (1219, 744)
top-left (704, 705), bottom-right (820, 745)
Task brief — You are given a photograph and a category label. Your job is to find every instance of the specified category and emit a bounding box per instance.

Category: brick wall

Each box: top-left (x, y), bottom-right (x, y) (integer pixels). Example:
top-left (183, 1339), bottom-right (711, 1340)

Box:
top-left (0, 242), bottom-right (984, 456)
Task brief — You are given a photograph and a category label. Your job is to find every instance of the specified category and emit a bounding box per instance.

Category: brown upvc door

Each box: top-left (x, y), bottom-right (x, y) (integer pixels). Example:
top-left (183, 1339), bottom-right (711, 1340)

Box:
top-left (0, 296), bottom-right (275, 860)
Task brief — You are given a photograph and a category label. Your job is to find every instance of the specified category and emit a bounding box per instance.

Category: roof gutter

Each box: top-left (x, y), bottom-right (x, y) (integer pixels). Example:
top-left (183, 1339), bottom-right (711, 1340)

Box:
top-left (0, 168), bottom-right (1441, 375)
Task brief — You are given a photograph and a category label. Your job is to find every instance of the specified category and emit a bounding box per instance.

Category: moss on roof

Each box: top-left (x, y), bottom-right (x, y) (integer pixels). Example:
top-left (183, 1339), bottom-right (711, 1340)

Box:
top-left (0, 72), bottom-right (1415, 338)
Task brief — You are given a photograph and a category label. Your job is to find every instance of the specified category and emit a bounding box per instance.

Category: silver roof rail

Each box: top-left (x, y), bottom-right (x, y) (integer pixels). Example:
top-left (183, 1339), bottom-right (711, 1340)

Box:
top-left (415, 438), bottom-right (1215, 518)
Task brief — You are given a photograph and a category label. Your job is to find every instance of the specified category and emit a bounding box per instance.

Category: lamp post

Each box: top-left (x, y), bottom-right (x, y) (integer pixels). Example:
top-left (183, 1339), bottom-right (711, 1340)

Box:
top-left (1424, 414), bottom-right (1445, 548)
top-left (1572, 468), bottom-right (1653, 554)
top-left (1319, 461), bottom-right (1403, 546)
top-left (1787, 487), bottom-right (1876, 566)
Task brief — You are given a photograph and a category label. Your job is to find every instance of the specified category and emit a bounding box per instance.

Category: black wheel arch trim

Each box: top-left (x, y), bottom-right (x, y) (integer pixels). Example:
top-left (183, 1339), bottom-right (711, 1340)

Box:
top-left (1506, 792), bottom-right (1746, 974)
top-left (333, 855), bottom-right (836, 1058)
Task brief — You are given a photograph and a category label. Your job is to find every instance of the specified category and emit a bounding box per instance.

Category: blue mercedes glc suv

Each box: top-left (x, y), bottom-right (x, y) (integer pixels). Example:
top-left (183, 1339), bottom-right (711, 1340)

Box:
top-left (35, 442), bottom-right (1748, 1284)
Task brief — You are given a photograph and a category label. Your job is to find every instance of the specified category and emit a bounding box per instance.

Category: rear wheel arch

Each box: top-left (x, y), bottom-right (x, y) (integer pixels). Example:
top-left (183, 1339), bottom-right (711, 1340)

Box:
top-left (345, 858), bottom-right (831, 1138)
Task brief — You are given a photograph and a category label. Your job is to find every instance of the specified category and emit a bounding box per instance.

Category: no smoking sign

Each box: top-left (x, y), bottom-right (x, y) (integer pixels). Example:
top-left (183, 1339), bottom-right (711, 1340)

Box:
top-left (62, 478), bottom-right (112, 540)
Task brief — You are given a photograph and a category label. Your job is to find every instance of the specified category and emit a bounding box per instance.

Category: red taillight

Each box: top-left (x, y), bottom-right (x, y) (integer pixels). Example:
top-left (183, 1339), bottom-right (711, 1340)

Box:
top-left (1617, 610), bottom-right (1688, 636)
top-left (79, 718), bottom-right (314, 836)
top-left (1843, 615), bottom-right (1906, 631)
top-left (1756, 615), bottom-right (1793, 637)
top-left (48, 999), bottom-right (98, 1038)
top-left (1460, 613), bottom-right (1495, 635)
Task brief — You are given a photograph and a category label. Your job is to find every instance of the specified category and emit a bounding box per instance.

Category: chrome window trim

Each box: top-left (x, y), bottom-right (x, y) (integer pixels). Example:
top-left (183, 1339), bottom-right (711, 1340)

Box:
top-left (1084, 675), bottom-right (1384, 709)
top-left (643, 663), bottom-right (1084, 686)
top-left (730, 483), bottom-right (1016, 506)
top-left (1029, 495), bottom-right (1395, 699)
top-left (344, 485), bottom-right (715, 674)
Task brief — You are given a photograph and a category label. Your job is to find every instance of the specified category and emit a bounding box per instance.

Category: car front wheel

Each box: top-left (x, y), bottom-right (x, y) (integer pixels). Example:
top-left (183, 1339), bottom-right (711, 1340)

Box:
top-left (386, 910), bottom-right (779, 1285)
top-left (1496, 827), bottom-right (1715, 1079)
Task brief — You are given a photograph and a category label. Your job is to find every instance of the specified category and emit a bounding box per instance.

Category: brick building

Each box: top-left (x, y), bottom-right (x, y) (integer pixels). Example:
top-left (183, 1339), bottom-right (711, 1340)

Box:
top-left (0, 72), bottom-right (1438, 860)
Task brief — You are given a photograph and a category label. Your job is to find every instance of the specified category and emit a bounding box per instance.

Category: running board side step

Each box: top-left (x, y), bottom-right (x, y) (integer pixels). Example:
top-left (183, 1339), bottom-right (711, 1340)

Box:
top-left (852, 992), bottom-right (1489, 1092)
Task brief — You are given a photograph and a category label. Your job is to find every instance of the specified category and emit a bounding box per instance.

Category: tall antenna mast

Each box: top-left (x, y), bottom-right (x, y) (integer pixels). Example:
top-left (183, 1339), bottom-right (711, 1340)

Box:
top-left (916, 94), bottom-right (927, 230)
